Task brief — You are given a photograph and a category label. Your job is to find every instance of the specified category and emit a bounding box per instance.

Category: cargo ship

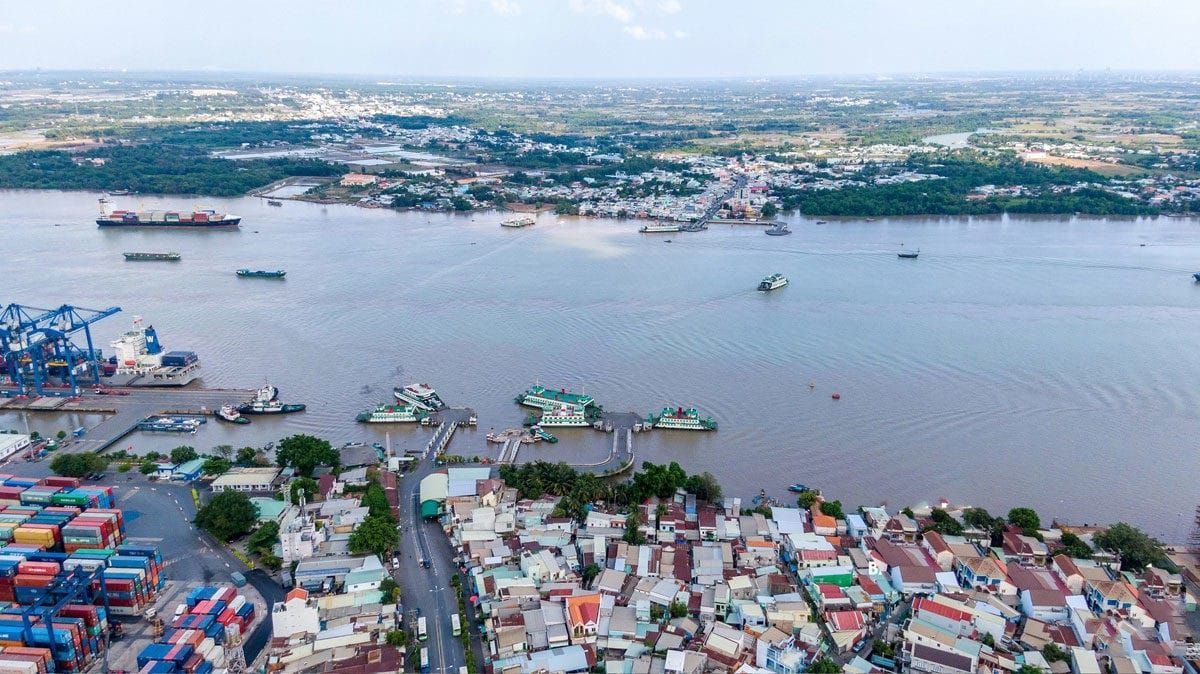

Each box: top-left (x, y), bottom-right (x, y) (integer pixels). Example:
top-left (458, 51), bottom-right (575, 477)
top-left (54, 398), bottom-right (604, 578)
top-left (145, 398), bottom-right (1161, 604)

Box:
top-left (516, 384), bottom-right (598, 413)
top-left (357, 403), bottom-right (427, 423)
top-left (123, 252), bottom-right (181, 262)
top-left (649, 406), bottom-right (717, 431)
top-left (96, 199), bottom-right (241, 228)
top-left (501, 216), bottom-right (536, 228)
top-left (106, 318), bottom-right (201, 387)
top-left (393, 383), bottom-right (445, 412)
top-left (758, 273), bottom-right (788, 291)
top-left (765, 223), bottom-right (791, 236)
top-left (525, 404), bottom-right (589, 427)
top-left (238, 384), bottom-right (305, 415)
top-left (236, 269), bottom-right (286, 279)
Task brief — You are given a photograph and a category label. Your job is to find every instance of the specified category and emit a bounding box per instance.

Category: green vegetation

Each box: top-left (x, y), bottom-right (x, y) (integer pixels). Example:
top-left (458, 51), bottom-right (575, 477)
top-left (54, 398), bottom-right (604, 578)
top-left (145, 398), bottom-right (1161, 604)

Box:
top-left (778, 155), bottom-right (1158, 216)
top-left (1093, 522), bottom-right (1173, 572)
top-left (796, 491), bottom-right (819, 509)
top-left (807, 658), bottom-right (842, 673)
top-left (289, 476), bottom-right (319, 504)
top-left (1007, 507), bottom-right (1041, 536)
top-left (819, 500), bottom-right (844, 519)
top-left (170, 446), bottom-right (199, 465)
top-left (235, 446), bottom-right (258, 466)
top-left (275, 434), bottom-right (339, 477)
top-left (0, 144), bottom-right (343, 196)
top-left (927, 508), bottom-right (964, 536)
top-left (194, 491), bottom-right (259, 541)
top-left (201, 457), bottom-right (233, 475)
top-left (48, 452), bottom-right (106, 477)
top-left (247, 521), bottom-right (281, 569)
top-left (1058, 532), bottom-right (1093, 559)
top-left (139, 460), bottom-right (159, 475)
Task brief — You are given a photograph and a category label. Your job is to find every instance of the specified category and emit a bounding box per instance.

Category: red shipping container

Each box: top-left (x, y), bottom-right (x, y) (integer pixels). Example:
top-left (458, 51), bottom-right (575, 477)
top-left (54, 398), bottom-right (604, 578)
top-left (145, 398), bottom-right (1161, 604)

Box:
top-left (14, 574), bottom-right (54, 587)
top-left (39, 478), bottom-right (80, 488)
top-left (19, 561), bottom-right (60, 575)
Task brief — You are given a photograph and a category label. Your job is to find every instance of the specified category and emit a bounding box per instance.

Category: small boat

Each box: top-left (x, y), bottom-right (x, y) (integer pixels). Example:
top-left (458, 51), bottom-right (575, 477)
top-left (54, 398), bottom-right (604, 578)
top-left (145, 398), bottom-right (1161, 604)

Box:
top-left (236, 269), bottom-right (286, 278)
top-left (664, 239), bottom-right (673, 243)
top-left (216, 404), bottom-right (250, 425)
top-left (758, 273), bottom-right (788, 292)
top-left (639, 221), bottom-right (681, 234)
top-left (815, 220), bottom-right (828, 225)
top-left (1194, 272), bottom-right (1200, 282)
top-left (787, 484), bottom-right (809, 493)
top-left (266, 199), bottom-right (283, 207)
top-left (765, 223), bottom-right (791, 236)
top-left (124, 252), bottom-right (181, 262)
top-left (897, 249), bottom-right (920, 259)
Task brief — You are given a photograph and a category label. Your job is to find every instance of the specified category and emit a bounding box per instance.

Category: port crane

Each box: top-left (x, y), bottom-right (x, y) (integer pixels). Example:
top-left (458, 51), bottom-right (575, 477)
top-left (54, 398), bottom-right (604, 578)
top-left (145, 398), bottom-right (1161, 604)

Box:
top-left (0, 303), bottom-right (121, 396)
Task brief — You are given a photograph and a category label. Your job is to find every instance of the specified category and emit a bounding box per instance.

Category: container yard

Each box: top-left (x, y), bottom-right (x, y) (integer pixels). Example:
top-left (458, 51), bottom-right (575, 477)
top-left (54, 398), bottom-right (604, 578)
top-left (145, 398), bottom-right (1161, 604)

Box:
top-left (133, 586), bottom-right (256, 674)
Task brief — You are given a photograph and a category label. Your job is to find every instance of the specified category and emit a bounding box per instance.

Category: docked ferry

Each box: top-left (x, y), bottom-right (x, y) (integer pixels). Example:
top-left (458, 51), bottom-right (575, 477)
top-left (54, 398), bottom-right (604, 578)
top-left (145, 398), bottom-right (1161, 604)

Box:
top-left (649, 406), bottom-right (718, 431)
top-left (123, 252), bottom-right (181, 262)
top-left (501, 216), bottom-right (536, 228)
top-left (758, 273), bottom-right (788, 291)
top-left (516, 384), bottom-right (597, 412)
top-left (393, 383), bottom-right (446, 411)
top-left (357, 403), bottom-right (427, 423)
top-left (97, 199), bottom-right (240, 228)
top-left (639, 221), bottom-right (681, 233)
top-left (527, 404), bottom-right (590, 427)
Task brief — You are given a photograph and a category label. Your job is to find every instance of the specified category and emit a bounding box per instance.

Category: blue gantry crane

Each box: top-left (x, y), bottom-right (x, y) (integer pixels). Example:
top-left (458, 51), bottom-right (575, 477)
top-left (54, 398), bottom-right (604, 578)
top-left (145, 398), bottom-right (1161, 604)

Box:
top-left (14, 565), bottom-right (113, 674)
top-left (0, 303), bottom-right (122, 396)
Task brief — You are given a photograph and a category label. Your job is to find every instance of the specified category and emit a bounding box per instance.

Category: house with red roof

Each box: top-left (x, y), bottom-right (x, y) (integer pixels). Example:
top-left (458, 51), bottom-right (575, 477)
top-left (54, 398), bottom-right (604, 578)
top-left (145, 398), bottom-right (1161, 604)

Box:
top-left (566, 594), bottom-right (602, 645)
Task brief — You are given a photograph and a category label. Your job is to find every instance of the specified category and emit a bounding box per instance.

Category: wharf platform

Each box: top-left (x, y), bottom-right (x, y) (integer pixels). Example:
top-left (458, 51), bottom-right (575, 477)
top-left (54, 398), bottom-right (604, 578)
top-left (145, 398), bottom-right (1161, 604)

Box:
top-left (0, 387), bottom-right (255, 453)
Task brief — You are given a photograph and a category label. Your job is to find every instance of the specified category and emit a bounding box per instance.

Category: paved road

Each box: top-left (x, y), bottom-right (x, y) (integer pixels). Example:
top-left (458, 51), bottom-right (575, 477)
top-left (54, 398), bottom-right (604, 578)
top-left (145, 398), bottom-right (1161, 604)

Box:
top-left (392, 417), bottom-right (472, 673)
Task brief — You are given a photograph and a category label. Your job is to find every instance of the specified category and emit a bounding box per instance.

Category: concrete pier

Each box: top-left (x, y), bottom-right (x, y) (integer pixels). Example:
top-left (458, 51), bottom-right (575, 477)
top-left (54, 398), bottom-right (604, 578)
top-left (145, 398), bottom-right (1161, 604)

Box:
top-left (0, 387), bottom-right (254, 453)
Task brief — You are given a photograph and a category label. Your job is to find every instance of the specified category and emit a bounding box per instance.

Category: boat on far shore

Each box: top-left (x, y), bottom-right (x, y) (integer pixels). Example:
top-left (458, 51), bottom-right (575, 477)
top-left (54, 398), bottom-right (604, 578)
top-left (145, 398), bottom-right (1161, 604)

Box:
top-left (267, 199), bottom-right (283, 207)
top-left (501, 215), bottom-right (535, 228)
top-left (898, 249), bottom-right (920, 259)
top-left (124, 252), bottom-right (181, 262)
top-left (639, 221), bottom-right (681, 233)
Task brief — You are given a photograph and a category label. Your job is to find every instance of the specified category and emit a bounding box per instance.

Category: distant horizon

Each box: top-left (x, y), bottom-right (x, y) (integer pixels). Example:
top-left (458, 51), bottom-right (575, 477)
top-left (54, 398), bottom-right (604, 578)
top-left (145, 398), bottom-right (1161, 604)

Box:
top-left (2, 0), bottom-right (1198, 78)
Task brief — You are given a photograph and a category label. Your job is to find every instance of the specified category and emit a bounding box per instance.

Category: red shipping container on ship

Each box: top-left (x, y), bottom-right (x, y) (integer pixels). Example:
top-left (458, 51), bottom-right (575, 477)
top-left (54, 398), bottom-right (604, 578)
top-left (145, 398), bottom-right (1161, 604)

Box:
top-left (39, 477), bottom-right (80, 488)
top-left (18, 561), bottom-right (60, 576)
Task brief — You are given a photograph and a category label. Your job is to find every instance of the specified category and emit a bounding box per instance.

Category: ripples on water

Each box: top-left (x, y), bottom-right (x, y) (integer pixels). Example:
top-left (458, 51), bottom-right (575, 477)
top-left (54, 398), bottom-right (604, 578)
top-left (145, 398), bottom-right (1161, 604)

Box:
top-left (3, 191), bottom-right (1200, 539)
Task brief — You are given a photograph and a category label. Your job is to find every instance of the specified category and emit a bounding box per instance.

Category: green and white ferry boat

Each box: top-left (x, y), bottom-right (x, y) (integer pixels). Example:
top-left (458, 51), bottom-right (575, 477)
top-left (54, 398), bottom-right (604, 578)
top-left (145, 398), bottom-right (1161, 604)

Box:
top-left (356, 403), bottom-right (427, 423)
top-left (527, 404), bottom-right (590, 427)
top-left (649, 406), bottom-right (718, 431)
top-left (516, 384), bottom-right (597, 412)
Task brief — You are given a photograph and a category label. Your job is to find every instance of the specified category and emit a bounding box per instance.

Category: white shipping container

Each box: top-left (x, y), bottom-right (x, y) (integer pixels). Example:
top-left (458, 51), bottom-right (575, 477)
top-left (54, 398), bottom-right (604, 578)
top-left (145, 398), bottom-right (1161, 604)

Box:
top-left (197, 637), bottom-right (215, 658)
top-left (228, 595), bottom-right (246, 612)
top-left (0, 661), bottom-right (39, 674)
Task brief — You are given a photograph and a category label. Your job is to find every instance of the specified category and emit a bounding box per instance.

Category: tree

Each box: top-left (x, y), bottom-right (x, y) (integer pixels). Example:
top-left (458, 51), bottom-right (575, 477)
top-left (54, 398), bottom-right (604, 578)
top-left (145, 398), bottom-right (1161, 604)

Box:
top-left (981, 632), bottom-right (995, 647)
top-left (139, 460), bottom-right (158, 475)
top-left (1093, 522), bottom-right (1172, 571)
top-left (581, 563), bottom-right (601, 588)
top-left (385, 630), bottom-right (407, 647)
top-left (820, 500), bottom-right (844, 520)
top-left (235, 446), bottom-right (258, 466)
top-left (797, 491), bottom-right (819, 509)
top-left (202, 457), bottom-right (232, 475)
top-left (379, 578), bottom-right (399, 602)
top-left (963, 507), bottom-right (993, 529)
top-left (1042, 643), bottom-right (1068, 663)
top-left (1058, 532), bottom-right (1093, 559)
top-left (683, 472), bottom-right (723, 503)
top-left (929, 508), bottom-right (964, 536)
top-left (194, 491), bottom-right (259, 541)
top-left (55, 430), bottom-right (67, 441)
top-left (1007, 507), bottom-right (1041, 534)
top-left (1017, 666), bottom-right (1045, 674)
top-left (348, 515), bottom-right (399, 556)
top-left (170, 446), bottom-right (199, 465)
top-left (760, 201), bottom-right (778, 218)
top-left (213, 444), bottom-right (234, 460)
top-left (361, 481), bottom-right (392, 518)
top-left (275, 434), bottom-right (339, 477)
top-left (669, 601), bottom-right (688, 619)
top-left (623, 509), bottom-right (646, 545)
top-left (289, 477), bottom-right (319, 504)
top-left (247, 521), bottom-right (280, 553)
top-left (49, 452), bottom-right (106, 477)
top-left (808, 657), bottom-right (842, 673)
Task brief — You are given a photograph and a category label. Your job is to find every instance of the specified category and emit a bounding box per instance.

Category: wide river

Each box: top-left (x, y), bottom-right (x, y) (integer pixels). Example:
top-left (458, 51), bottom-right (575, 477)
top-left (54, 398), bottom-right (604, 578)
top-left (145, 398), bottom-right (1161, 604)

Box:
top-left (2, 190), bottom-right (1199, 540)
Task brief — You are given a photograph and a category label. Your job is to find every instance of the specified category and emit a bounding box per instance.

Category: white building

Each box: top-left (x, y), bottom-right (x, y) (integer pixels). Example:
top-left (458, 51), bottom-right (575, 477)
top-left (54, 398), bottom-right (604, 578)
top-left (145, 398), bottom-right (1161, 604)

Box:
top-left (210, 467), bottom-right (281, 493)
top-left (271, 588), bottom-right (321, 639)
top-left (0, 435), bottom-right (30, 462)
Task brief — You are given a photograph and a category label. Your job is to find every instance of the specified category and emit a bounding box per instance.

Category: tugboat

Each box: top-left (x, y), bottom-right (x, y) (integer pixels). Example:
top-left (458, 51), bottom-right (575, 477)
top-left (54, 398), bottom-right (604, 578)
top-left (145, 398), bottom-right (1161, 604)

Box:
top-left (216, 404), bottom-right (250, 425)
top-left (266, 199), bottom-right (283, 207)
top-left (765, 222), bottom-right (791, 236)
top-left (897, 246), bottom-right (919, 259)
top-left (648, 406), bottom-right (717, 431)
top-left (758, 273), bottom-right (788, 292)
top-left (236, 269), bottom-right (287, 278)
top-left (238, 384), bottom-right (306, 415)
top-left (356, 403), bottom-right (427, 423)
top-left (787, 483), bottom-right (809, 493)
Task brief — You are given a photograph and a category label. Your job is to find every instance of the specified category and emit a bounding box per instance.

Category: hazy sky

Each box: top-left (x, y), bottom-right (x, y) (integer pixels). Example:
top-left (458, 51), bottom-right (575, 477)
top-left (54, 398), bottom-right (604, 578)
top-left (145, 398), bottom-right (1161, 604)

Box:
top-left (1, 0), bottom-right (1198, 78)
